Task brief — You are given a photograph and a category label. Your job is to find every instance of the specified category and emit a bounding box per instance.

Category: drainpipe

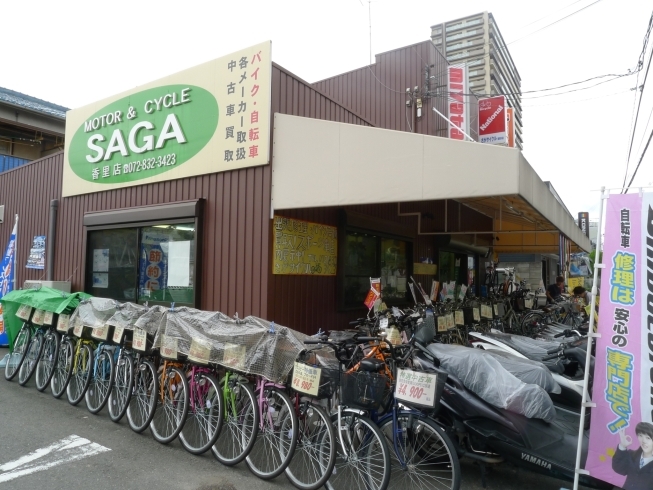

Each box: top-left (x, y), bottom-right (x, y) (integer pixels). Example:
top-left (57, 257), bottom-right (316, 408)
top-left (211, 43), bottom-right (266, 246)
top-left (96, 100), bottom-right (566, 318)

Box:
top-left (47, 199), bottom-right (58, 281)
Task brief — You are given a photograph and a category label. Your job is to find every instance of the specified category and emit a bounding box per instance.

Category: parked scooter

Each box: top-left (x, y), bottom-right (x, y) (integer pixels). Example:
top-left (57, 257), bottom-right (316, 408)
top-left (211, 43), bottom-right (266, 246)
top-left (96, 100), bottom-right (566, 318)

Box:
top-left (411, 312), bottom-right (606, 489)
top-left (468, 329), bottom-right (592, 414)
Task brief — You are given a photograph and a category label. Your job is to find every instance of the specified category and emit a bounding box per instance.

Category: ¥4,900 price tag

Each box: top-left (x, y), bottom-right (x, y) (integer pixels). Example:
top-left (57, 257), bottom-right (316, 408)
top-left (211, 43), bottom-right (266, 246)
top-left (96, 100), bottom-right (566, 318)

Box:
top-left (222, 343), bottom-right (245, 370)
top-left (395, 368), bottom-right (438, 408)
top-left (292, 362), bottom-right (322, 396)
top-left (92, 325), bottom-right (109, 341)
top-left (133, 328), bottom-right (147, 351)
top-left (57, 314), bottom-right (70, 332)
top-left (473, 308), bottom-right (480, 322)
top-left (189, 338), bottom-right (211, 364)
top-left (43, 311), bottom-right (54, 326)
top-left (161, 335), bottom-right (178, 360)
top-left (16, 304), bottom-right (33, 321)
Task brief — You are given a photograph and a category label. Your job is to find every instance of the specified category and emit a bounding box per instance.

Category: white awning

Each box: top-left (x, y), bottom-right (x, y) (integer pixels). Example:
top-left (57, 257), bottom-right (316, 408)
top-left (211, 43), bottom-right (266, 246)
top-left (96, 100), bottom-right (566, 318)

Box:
top-left (271, 113), bottom-right (591, 253)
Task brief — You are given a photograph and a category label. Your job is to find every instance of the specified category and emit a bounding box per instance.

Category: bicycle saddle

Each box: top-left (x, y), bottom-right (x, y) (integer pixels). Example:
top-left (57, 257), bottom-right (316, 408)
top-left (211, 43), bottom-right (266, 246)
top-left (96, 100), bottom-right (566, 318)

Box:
top-left (359, 358), bottom-right (385, 372)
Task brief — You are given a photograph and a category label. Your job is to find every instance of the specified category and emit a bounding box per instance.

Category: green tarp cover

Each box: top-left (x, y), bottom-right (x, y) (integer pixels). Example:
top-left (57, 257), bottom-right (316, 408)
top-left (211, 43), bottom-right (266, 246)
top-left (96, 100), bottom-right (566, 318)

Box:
top-left (1, 287), bottom-right (91, 349)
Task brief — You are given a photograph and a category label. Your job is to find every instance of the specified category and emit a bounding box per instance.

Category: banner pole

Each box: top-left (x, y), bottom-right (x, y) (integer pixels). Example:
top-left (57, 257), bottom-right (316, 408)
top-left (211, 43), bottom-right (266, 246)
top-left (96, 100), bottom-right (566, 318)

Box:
top-left (13, 214), bottom-right (17, 290)
top-left (572, 187), bottom-right (607, 490)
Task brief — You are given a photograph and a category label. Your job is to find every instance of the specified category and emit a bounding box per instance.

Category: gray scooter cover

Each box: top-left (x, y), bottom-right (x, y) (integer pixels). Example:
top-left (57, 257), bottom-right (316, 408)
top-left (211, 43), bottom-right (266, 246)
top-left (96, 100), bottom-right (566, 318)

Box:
top-left (485, 350), bottom-right (561, 394)
top-left (426, 343), bottom-right (557, 422)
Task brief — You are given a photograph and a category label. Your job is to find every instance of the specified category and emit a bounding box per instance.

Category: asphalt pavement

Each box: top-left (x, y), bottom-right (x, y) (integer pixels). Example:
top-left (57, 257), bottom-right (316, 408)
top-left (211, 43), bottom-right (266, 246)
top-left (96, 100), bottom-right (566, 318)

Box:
top-left (0, 346), bottom-right (597, 490)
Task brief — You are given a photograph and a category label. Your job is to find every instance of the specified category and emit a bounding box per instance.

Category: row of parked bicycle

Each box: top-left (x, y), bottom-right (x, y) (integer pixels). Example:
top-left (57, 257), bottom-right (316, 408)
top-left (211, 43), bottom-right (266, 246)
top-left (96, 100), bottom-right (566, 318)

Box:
top-left (3, 297), bottom-right (461, 490)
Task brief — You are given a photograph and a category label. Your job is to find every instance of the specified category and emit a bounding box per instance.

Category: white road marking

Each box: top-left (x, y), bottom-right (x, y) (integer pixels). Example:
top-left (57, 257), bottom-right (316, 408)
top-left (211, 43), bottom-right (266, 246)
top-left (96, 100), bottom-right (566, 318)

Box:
top-left (0, 434), bottom-right (111, 483)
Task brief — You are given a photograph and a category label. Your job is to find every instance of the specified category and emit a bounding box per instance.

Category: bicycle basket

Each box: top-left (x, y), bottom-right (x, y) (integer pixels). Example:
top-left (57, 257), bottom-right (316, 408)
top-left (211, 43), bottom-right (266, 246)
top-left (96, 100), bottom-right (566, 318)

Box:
top-left (341, 371), bottom-right (387, 410)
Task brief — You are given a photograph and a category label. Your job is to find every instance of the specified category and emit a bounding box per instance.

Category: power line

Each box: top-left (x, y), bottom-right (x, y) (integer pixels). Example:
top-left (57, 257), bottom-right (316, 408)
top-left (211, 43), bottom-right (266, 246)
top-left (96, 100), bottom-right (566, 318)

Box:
top-left (507, 0), bottom-right (603, 45)
top-left (622, 10), bottom-right (653, 190)
top-left (623, 127), bottom-right (653, 192)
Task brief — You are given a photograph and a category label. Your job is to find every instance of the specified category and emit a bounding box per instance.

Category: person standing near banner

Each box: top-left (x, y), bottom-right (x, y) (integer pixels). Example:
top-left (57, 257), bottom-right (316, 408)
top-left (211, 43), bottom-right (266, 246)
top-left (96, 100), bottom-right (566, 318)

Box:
top-left (612, 424), bottom-right (653, 490)
top-left (546, 276), bottom-right (565, 304)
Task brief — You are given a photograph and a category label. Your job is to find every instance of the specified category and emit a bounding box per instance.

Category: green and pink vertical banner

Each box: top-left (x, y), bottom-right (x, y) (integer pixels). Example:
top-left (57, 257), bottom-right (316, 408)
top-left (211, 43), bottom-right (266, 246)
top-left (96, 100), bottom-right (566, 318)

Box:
top-left (585, 192), bottom-right (653, 487)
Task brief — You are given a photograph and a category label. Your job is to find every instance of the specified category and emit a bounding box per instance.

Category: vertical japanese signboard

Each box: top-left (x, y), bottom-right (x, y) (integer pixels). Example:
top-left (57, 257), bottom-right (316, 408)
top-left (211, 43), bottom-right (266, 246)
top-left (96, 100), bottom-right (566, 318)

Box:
top-left (506, 107), bottom-right (515, 148)
top-left (447, 65), bottom-right (469, 141)
top-left (585, 192), bottom-right (653, 488)
top-left (272, 216), bottom-right (337, 275)
top-left (63, 41), bottom-right (272, 197)
top-left (478, 96), bottom-right (507, 145)
top-left (578, 212), bottom-right (590, 238)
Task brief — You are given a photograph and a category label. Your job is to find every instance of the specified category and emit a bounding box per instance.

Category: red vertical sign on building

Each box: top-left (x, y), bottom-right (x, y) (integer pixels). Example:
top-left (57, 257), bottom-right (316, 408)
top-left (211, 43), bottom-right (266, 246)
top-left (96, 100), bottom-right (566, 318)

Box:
top-left (479, 96), bottom-right (507, 145)
top-left (447, 65), bottom-right (468, 140)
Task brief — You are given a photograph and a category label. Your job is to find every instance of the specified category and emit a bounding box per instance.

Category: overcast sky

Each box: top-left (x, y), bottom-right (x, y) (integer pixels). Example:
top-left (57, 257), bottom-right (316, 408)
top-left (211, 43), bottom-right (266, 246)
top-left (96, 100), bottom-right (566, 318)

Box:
top-left (3, 0), bottom-right (652, 219)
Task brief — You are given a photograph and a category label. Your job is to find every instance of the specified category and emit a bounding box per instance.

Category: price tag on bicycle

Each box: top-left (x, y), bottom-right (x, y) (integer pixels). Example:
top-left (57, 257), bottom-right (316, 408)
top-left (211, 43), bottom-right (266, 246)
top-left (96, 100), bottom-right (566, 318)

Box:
top-left (16, 304), bottom-right (33, 321)
top-left (57, 314), bottom-right (70, 333)
top-left (32, 309), bottom-right (45, 326)
top-left (473, 308), bottom-right (480, 322)
top-left (43, 311), bottom-right (54, 326)
top-left (133, 328), bottom-right (147, 351)
top-left (395, 368), bottom-right (438, 408)
top-left (481, 305), bottom-right (492, 319)
top-left (112, 326), bottom-right (125, 344)
top-left (92, 324), bottom-right (109, 341)
top-left (446, 313), bottom-right (455, 330)
top-left (525, 298), bottom-right (533, 309)
top-left (222, 342), bottom-right (246, 370)
top-left (72, 317), bottom-right (84, 337)
top-left (189, 337), bottom-right (211, 364)
top-left (292, 361), bottom-right (321, 396)
top-left (455, 310), bottom-right (464, 326)
top-left (437, 315), bottom-right (447, 332)
top-left (161, 335), bottom-right (178, 360)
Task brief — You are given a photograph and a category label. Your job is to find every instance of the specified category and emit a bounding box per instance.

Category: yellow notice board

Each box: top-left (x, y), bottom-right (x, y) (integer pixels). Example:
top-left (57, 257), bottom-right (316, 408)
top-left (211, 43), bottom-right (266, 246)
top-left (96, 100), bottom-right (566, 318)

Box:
top-left (273, 216), bottom-right (337, 275)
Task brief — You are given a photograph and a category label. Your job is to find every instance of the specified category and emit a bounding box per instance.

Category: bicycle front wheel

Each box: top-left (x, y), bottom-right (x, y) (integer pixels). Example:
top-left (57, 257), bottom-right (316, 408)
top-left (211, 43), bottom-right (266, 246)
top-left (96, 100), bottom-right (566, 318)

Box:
top-left (51, 338), bottom-right (74, 398)
top-left (325, 411), bottom-right (391, 490)
top-left (36, 331), bottom-right (59, 391)
top-left (150, 365), bottom-right (189, 444)
top-left (285, 402), bottom-right (336, 490)
top-left (18, 332), bottom-right (44, 386)
top-left (109, 352), bottom-right (133, 423)
top-left (5, 325), bottom-right (31, 381)
top-left (245, 387), bottom-right (298, 480)
top-left (67, 344), bottom-right (93, 406)
top-left (211, 377), bottom-right (258, 466)
top-left (85, 348), bottom-right (114, 414)
top-left (379, 414), bottom-right (460, 490)
top-left (127, 359), bottom-right (157, 432)
top-left (179, 372), bottom-right (224, 455)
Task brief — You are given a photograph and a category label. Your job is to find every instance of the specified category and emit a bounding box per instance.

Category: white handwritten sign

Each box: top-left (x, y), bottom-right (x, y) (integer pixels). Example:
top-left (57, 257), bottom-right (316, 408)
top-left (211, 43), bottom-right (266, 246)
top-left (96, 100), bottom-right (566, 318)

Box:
top-left (395, 368), bottom-right (438, 408)
top-left (291, 362), bottom-right (322, 396)
top-left (43, 311), bottom-right (54, 326)
top-left (473, 308), bottom-right (480, 322)
top-left (385, 326), bottom-right (402, 345)
top-left (455, 310), bottom-right (464, 326)
top-left (222, 343), bottom-right (246, 370)
top-left (161, 335), bottom-right (178, 360)
top-left (437, 316), bottom-right (447, 332)
top-left (481, 305), bottom-right (493, 319)
top-left (112, 326), bottom-right (125, 344)
top-left (72, 317), bottom-right (84, 337)
top-left (16, 304), bottom-right (33, 321)
top-left (493, 304), bottom-right (499, 316)
top-left (133, 328), bottom-right (147, 352)
top-left (32, 309), bottom-right (45, 326)
top-left (92, 325), bottom-right (109, 341)
top-left (57, 314), bottom-right (70, 333)
top-left (188, 338), bottom-right (211, 364)
top-left (445, 313), bottom-right (455, 330)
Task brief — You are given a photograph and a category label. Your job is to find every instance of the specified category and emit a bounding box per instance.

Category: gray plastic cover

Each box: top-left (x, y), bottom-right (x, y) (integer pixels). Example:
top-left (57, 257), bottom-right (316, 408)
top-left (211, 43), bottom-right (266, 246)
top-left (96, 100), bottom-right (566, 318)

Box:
top-left (484, 350), bottom-right (561, 394)
top-left (426, 343), bottom-right (557, 422)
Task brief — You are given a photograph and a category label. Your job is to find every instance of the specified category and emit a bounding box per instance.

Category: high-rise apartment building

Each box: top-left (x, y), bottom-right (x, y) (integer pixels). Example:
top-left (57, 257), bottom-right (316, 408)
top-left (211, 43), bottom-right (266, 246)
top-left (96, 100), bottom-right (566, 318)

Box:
top-left (431, 12), bottom-right (523, 149)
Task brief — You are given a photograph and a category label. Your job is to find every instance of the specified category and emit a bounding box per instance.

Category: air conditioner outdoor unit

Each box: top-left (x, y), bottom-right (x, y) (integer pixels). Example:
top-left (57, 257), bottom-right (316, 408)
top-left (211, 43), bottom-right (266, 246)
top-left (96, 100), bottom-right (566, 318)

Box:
top-left (23, 280), bottom-right (71, 293)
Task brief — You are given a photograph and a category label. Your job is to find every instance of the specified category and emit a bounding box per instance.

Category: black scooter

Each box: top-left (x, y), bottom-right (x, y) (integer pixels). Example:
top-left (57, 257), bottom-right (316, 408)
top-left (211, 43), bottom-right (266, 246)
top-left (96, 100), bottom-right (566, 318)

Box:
top-left (412, 311), bottom-right (608, 489)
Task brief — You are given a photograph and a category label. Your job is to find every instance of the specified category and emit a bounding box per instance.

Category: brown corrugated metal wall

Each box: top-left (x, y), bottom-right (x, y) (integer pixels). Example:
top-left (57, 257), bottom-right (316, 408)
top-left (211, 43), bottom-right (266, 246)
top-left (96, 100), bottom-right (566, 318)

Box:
top-left (0, 154), bottom-right (63, 290)
top-left (312, 41), bottom-right (449, 137)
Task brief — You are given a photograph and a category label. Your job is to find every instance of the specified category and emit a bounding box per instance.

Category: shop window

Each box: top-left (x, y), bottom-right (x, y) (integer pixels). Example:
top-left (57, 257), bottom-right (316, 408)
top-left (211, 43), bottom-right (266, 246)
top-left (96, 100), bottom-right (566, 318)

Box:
top-left (438, 251), bottom-right (475, 299)
top-left (86, 222), bottom-right (196, 307)
top-left (342, 230), bottom-right (410, 309)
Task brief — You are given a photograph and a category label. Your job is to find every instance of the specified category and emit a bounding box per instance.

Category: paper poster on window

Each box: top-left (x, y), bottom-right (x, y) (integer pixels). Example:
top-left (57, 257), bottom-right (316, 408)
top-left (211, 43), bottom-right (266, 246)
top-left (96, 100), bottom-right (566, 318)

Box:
top-left (92, 273), bottom-right (109, 288)
top-left (25, 235), bottom-right (46, 270)
top-left (93, 249), bottom-right (109, 272)
top-left (272, 215), bottom-right (337, 275)
top-left (167, 241), bottom-right (191, 287)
